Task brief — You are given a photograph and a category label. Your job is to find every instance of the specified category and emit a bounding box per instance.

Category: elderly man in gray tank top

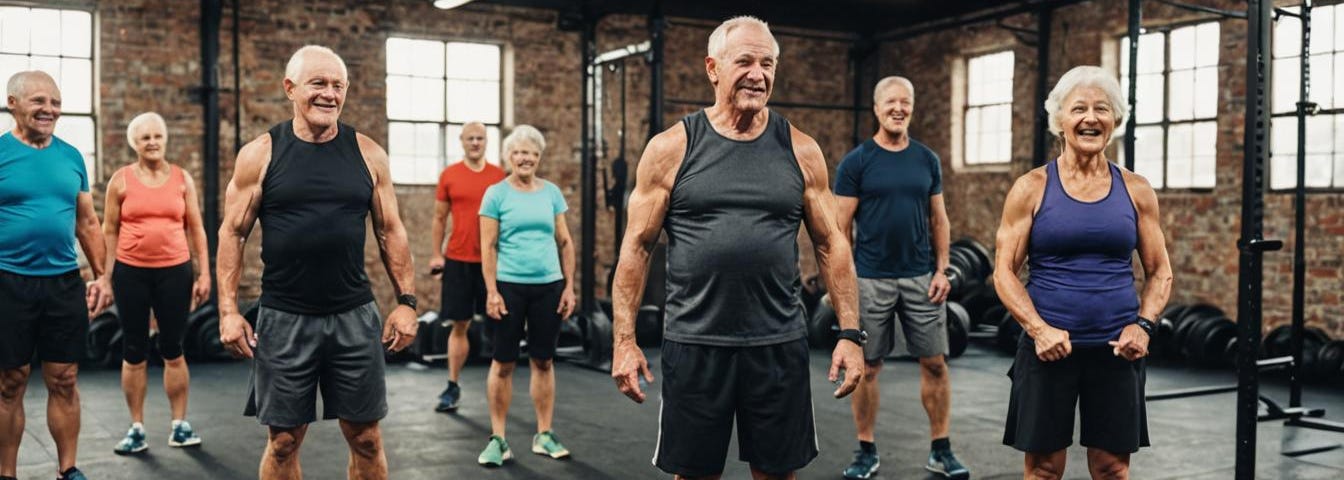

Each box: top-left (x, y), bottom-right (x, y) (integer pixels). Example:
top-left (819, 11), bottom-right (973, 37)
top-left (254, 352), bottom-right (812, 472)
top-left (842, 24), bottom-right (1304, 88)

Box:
top-left (610, 16), bottom-right (866, 480)
top-left (216, 45), bottom-right (419, 480)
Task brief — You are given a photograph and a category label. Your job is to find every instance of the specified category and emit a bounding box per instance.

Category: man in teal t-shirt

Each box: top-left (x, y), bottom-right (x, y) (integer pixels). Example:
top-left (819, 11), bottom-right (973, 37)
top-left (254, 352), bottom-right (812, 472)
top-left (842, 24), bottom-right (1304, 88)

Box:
top-left (0, 71), bottom-right (113, 480)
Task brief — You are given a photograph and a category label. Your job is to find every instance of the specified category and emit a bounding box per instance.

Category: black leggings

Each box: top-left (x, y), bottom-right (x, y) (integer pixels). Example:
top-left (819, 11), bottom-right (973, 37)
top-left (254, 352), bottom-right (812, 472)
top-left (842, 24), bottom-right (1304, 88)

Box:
top-left (111, 261), bottom-right (193, 364)
top-left (492, 280), bottom-right (565, 363)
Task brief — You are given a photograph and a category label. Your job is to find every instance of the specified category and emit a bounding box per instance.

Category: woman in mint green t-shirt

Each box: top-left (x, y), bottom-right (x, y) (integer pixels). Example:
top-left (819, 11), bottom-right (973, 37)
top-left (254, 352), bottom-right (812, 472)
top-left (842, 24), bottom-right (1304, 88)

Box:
top-left (476, 125), bottom-right (576, 466)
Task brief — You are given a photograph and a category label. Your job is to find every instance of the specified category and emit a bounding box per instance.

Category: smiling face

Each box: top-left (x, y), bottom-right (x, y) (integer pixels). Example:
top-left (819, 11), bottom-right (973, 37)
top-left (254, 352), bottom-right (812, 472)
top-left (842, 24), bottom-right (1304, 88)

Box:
top-left (7, 74), bottom-right (61, 144)
top-left (461, 123), bottom-right (487, 163)
top-left (1057, 85), bottom-right (1117, 156)
top-left (129, 118), bottom-right (167, 162)
top-left (284, 51), bottom-right (347, 130)
top-left (706, 23), bottom-right (776, 114)
top-left (874, 81), bottom-right (914, 138)
top-left (507, 139), bottom-right (541, 179)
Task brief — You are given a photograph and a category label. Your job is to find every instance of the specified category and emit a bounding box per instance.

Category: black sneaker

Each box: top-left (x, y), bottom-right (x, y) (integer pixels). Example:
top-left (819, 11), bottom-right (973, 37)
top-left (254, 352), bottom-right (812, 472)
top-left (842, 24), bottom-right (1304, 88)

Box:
top-left (842, 448), bottom-right (880, 479)
top-left (436, 382), bottom-right (461, 412)
top-left (57, 466), bottom-right (88, 480)
top-left (925, 449), bottom-right (969, 479)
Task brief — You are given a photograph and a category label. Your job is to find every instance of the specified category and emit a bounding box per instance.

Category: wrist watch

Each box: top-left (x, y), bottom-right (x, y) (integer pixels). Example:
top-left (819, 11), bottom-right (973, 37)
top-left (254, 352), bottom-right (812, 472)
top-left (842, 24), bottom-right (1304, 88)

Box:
top-left (837, 329), bottom-right (868, 346)
top-left (1134, 316), bottom-right (1155, 336)
top-left (396, 294), bottom-right (418, 311)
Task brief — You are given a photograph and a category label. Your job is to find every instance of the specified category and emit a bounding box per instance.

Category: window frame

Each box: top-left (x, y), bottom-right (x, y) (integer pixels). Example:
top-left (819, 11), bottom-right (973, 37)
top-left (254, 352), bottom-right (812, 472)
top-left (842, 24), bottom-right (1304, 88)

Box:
top-left (1268, 3), bottom-right (1344, 192)
top-left (961, 49), bottom-right (1015, 167)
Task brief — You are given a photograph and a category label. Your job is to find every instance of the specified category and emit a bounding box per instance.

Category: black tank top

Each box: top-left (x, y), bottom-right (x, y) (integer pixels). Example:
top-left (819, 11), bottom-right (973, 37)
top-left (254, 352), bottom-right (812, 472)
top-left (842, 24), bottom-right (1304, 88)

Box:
top-left (258, 120), bottom-right (374, 314)
top-left (662, 110), bottom-right (807, 346)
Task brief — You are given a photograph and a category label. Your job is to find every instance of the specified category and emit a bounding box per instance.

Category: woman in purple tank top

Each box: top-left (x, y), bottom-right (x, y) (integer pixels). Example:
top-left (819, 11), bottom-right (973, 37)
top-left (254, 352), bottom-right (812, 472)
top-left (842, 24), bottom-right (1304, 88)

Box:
top-left (993, 66), bottom-right (1173, 480)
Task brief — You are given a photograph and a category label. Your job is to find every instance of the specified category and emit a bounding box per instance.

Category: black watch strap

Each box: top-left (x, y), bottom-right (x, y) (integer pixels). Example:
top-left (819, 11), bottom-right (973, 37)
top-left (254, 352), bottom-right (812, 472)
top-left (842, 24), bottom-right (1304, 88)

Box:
top-left (837, 329), bottom-right (868, 346)
top-left (396, 294), bottom-right (418, 310)
top-left (1135, 316), bottom-right (1155, 335)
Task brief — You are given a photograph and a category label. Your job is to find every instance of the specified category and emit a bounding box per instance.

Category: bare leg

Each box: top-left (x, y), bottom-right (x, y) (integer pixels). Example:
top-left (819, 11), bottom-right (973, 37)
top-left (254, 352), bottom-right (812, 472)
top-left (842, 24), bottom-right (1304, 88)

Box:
top-left (529, 358), bottom-right (555, 433)
top-left (162, 356), bottom-right (190, 421)
top-left (850, 361), bottom-right (882, 442)
top-left (0, 366), bottom-right (30, 477)
top-left (339, 420), bottom-right (387, 480)
top-left (42, 362), bottom-right (80, 473)
top-left (1024, 450), bottom-right (1067, 480)
top-left (918, 355), bottom-right (950, 439)
top-left (447, 320), bottom-right (471, 384)
top-left (121, 361), bottom-right (148, 424)
top-left (487, 361), bottom-right (515, 437)
top-left (1086, 448), bottom-right (1130, 480)
top-left (259, 425), bottom-right (307, 480)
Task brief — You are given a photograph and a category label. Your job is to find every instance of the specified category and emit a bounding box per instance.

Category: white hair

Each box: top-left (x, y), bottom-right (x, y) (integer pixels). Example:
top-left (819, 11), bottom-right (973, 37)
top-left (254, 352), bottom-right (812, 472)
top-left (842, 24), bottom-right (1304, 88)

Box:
top-left (707, 16), bottom-right (780, 60)
top-left (6, 70), bottom-right (56, 98)
top-left (1044, 65), bottom-right (1128, 140)
top-left (284, 45), bottom-right (348, 83)
top-left (873, 76), bottom-right (915, 104)
top-left (126, 112), bottom-right (168, 149)
top-left (502, 124), bottom-right (545, 155)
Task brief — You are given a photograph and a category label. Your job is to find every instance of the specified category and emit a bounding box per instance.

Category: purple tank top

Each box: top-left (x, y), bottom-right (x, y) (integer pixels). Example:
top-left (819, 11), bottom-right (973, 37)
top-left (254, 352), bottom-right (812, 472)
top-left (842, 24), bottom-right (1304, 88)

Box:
top-left (1026, 160), bottom-right (1140, 346)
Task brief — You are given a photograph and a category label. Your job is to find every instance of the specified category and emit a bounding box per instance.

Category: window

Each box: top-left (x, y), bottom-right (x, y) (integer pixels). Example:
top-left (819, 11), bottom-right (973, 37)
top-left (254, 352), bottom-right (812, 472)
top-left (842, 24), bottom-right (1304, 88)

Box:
top-left (963, 51), bottom-right (1014, 165)
top-left (386, 38), bottom-right (503, 185)
top-left (1270, 4), bottom-right (1344, 190)
top-left (1119, 22), bottom-right (1220, 189)
top-left (0, 6), bottom-right (95, 184)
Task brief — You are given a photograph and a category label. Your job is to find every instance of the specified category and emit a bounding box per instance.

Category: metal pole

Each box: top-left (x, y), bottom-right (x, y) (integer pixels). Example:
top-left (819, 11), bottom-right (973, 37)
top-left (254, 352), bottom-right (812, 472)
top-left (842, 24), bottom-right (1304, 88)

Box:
top-left (850, 41), bottom-right (865, 147)
top-left (647, 3), bottom-right (665, 140)
top-left (200, 0), bottom-right (221, 268)
top-left (1033, 7), bottom-right (1053, 167)
top-left (1236, 1), bottom-right (1274, 478)
top-left (233, 0), bottom-right (241, 155)
top-left (580, 17), bottom-right (597, 316)
top-left (1124, 0), bottom-right (1140, 171)
top-left (1290, 0), bottom-right (1313, 410)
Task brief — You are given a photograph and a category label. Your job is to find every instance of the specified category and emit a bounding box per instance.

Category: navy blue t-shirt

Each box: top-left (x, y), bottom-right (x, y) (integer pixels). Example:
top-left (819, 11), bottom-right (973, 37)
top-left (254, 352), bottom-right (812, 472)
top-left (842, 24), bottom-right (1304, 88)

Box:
top-left (833, 138), bottom-right (942, 279)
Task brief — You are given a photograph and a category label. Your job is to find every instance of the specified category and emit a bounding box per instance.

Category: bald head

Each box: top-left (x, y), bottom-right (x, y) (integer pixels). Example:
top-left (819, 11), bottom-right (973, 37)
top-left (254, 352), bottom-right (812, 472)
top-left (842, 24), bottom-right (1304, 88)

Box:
top-left (284, 45), bottom-right (348, 83)
top-left (460, 121), bottom-right (488, 163)
top-left (7, 71), bottom-right (58, 99)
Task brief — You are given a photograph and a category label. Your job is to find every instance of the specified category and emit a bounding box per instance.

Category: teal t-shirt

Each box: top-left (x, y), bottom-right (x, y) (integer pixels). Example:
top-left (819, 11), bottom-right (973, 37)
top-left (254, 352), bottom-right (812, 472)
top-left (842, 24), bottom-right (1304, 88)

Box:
top-left (0, 132), bottom-right (89, 276)
top-left (479, 179), bottom-right (568, 284)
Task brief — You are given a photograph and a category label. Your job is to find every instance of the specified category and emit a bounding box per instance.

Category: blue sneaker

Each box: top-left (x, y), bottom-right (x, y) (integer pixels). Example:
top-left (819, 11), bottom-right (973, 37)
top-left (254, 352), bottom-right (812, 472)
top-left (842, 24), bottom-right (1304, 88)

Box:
top-left (842, 449), bottom-right (880, 479)
top-left (112, 426), bottom-right (147, 455)
top-left (168, 420), bottom-right (202, 448)
top-left (436, 382), bottom-right (461, 412)
top-left (57, 466), bottom-right (88, 480)
top-left (926, 449), bottom-right (970, 479)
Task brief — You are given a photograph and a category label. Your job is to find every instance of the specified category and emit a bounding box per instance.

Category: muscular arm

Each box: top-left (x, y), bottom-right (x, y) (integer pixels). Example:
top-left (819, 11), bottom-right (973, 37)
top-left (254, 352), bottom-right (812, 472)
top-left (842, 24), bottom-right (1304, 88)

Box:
top-left (75, 192), bottom-right (107, 279)
top-left (611, 125), bottom-right (683, 347)
top-left (101, 170), bottom-right (126, 280)
top-left (793, 129), bottom-right (858, 332)
top-left (992, 170), bottom-right (1051, 336)
top-left (836, 195), bottom-right (858, 243)
top-left (217, 136), bottom-right (270, 317)
top-left (929, 194), bottom-right (950, 273)
top-left (1126, 173), bottom-right (1172, 320)
top-left (359, 134), bottom-right (415, 298)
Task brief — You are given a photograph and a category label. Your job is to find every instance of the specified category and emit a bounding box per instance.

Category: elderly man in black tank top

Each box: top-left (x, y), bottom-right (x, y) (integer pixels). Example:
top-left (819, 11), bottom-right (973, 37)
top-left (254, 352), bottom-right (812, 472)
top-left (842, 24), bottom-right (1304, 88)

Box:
top-left (611, 16), bottom-right (866, 480)
top-left (216, 45), bottom-right (418, 480)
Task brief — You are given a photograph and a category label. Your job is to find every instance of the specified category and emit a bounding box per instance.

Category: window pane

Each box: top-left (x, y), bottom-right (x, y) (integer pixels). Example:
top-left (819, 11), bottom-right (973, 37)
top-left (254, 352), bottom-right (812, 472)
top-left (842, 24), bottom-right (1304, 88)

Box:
top-left (1167, 123), bottom-right (1193, 188)
top-left (486, 126), bottom-right (501, 165)
top-left (0, 7), bottom-right (30, 54)
top-left (1306, 114), bottom-right (1332, 154)
top-left (1272, 117), bottom-right (1298, 158)
top-left (1336, 5), bottom-right (1344, 51)
top-left (1168, 69), bottom-right (1194, 121)
top-left (414, 122), bottom-right (439, 157)
top-left (1194, 66), bottom-right (1217, 118)
top-left (61, 10), bottom-right (90, 58)
top-left (0, 54), bottom-right (26, 88)
top-left (1134, 126), bottom-right (1165, 188)
top-left (385, 75), bottom-right (410, 119)
top-left (1310, 53), bottom-right (1332, 109)
top-left (446, 42), bottom-right (500, 81)
top-left (410, 39), bottom-right (444, 78)
top-left (388, 121), bottom-right (414, 157)
top-left (1306, 153), bottom-right (1332, 187)
top-left (1196, 22), bottom-right (1220, 67)
top-left (53, 115), bottom-right (94, 184)
top-left (1273, 57), bottom-right (1300, 115)
top-left (386, 38), bottom-right (416, 76)
top-left (1121, 37), bottom-right (1132, 74)
top-left (1274, 8), bottom-right (1301, 58)
top-left (446, 79), bottom-right (500, 124)
top-left (1336, 114), bottom-right (1344, 155)
top-left (29, 9), bottom-right (60, 56)
top-left (1270, 148), bottom-right (1296, 190)
top-left (1191, 121), bottom-right (1217, 187)
top-left (1311, 6), bottom-right (1334, 57)
top-left (1136, 73), bottom-right (1164, 123)
top-left (30, 55), bottom-right (58, 77)
top-left (411, 76), bottom-right (444, 121)
top-left (0, 111), bottom-right (11, 131)
top-left (1335, 53), bottom-right (1344, 110)
top-left (60, 58), bottom-right (91, 114)
top-left (1171, 26), bottom-right (1195, 70)
top-left (1334, 153), bottom-right (1344, 188)
top-left (965, 107), bottom-right (981, 163)
top-left (1139, 33), bottom-right (1164, 74)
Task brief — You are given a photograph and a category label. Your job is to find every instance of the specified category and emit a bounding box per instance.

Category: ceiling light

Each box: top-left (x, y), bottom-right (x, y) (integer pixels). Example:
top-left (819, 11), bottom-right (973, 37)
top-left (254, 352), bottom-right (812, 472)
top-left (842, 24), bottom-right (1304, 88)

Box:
top-left (433, 0), bottom-right (474, 9)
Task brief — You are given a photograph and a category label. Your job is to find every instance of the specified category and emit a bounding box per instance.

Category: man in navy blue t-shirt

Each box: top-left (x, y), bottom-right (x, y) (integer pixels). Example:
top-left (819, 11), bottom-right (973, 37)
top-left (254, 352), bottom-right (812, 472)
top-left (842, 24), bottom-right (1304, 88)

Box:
top-left (833, 76), bottom-right (968, 480)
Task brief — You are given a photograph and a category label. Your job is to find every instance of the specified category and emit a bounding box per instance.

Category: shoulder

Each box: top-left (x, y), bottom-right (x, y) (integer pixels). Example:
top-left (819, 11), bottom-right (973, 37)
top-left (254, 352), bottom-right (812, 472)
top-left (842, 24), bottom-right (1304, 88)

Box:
top-left (839, 141), bottom-right (868, 165)
top-left (1116, 164), bottom-right (1158, 207)
top-left (237, 133), bottom-right (273, 164)
top-left (1008, 166), bottom-right (1048, 199)
top-left (49, 136), bottom-right (83, 160)
top-left (107, 165), bottom-right (129, 193)
top-left (355, 132), bottom-right (388, 160)
top-left (909, 139), bottom-right (939, 160)
top-left (645, 122), bottom-right (687, 162)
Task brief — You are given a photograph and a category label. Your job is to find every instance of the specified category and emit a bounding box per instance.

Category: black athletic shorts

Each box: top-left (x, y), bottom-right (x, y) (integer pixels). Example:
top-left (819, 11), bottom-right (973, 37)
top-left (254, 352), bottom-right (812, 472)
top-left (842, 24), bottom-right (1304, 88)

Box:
top-left (1003, 335), bottom-right (1150, 454)
top-left (492, 280), bottom-right (565, 363)
top-left (440, 258), bottom-right (485, 321)
top-left (654, 338), bottom-right (818, 477)
top-left (0, 269), bottom-right (88, 369)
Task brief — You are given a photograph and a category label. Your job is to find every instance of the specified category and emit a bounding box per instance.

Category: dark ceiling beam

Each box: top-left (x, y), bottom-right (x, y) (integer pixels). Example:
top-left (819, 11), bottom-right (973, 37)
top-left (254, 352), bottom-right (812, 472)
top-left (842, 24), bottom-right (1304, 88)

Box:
top-left (874, 0), bottom-right (1086, 42)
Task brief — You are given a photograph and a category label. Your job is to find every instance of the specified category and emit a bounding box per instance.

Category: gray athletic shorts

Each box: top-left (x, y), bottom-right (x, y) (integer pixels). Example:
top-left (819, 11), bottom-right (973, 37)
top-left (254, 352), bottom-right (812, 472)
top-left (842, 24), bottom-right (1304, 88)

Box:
top-left (244, 301), bottom-right (387, 427)
top-left (858, 274), bottom-right (947, 362)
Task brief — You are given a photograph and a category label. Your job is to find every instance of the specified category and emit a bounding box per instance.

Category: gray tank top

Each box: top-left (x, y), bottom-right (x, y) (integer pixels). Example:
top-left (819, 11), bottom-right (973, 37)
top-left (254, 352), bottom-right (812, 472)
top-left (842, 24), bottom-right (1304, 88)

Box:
top-left (662, 109), bottom-right (807, 346)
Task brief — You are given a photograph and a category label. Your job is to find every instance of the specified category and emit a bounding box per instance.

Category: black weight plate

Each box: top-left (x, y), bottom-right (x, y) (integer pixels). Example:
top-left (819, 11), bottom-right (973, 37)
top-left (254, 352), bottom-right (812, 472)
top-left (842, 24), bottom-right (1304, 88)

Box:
top-left (980, 304), bottom-right (1008, 330)
top-left (85, 316), bottom-right (118, 366)
top-left (808, 295), bottom-right (838, 350)
top-left (948, 247), bottom-right (978, 280)
top-left (101, 330), bottom-right (124, 370)
top-left (636, 306), bottom-right (663, 347)
top-left (958, 286), bottom-right (1000, 324)
top-left (1159, 304), bottom-right (1190, 324)
top-left (1172, 313), bottom-right (1204, 359)
top-left (953, 238), bottom-right (993, 279)
top-left (1180, 315), bottom-right (1215, 361)
top-left (996, 310), bottom-right (1022, 355)
top-left (1197, 318), bottom-right (1237, 367)
top-left (946, 301), bottom-right (970, 358)
top-left (1262, 325), bottom-right (1292, 358)
top-left (1180, 304), bottom-right (1225, 325)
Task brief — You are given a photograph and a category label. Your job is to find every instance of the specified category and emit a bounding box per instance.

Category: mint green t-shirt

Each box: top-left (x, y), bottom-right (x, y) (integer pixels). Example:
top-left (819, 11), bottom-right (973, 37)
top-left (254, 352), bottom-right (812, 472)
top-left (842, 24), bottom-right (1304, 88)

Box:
top-left (479, 179), bottom-right (568, 284)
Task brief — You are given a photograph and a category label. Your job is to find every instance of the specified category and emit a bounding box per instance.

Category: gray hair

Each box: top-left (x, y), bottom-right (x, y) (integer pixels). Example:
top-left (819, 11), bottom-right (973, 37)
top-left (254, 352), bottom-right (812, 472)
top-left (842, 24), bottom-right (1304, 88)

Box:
top-left (6, 70), bottom-right (57, 98)
top-left (1044, 65), bottom-right (1128, 139)
top-left (707, 16), bottom-right (780, 60)
top-left (126, 112), bottom-right (167, 149)
top-left (502, 124), bottom-right (545, 155)
top-left (284, 45), bottom-right (348, 83)
top-left (873, 76), bottom-right (915, 104)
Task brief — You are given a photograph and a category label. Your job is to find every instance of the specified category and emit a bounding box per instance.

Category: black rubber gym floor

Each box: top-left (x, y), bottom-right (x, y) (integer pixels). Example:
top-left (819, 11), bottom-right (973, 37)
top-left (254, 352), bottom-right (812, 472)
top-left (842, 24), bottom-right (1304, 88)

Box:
top-left (12, 344), bottom-right (1344, 479)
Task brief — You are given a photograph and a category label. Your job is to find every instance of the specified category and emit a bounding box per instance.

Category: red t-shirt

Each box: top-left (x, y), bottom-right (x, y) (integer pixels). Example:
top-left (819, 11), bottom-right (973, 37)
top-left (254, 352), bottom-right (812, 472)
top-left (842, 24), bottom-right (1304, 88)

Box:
top-left (436, 161), bottom-right (506, 262)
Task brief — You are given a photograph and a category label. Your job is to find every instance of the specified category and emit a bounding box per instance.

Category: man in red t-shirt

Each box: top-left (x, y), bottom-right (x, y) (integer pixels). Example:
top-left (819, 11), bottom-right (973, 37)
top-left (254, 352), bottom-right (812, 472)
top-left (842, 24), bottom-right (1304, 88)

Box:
top-left (431, 122), bottom-right (506, 412)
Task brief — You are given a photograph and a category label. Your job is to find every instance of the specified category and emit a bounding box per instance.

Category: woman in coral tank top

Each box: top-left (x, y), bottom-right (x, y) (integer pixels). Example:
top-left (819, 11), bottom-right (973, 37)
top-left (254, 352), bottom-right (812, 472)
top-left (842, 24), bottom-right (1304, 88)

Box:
top-left (100, 112), bottom-right (210, 454)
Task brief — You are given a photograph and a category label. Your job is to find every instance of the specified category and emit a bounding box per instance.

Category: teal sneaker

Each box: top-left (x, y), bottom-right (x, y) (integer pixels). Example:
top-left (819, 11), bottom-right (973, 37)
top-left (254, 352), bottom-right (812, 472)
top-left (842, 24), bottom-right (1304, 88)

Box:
top-left (113, 425), bottom-right (147, 455)
top-left (531, 430), bottom-right (571, 459)
top-left (168, 420), bottom-right (202, 447)
top-left (478, 435), bottom-right (512, 467)
top-left (57, 466), bottom-right (88, 480)
top-left (842, 448), bottom-right (880, 479)
top-left (926, 448), bottom-right (970, 480)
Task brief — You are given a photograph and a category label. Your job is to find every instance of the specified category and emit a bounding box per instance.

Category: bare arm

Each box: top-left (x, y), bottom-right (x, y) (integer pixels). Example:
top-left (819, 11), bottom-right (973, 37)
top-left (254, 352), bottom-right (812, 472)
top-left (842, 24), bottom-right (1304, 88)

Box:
top-left (76, 192), bottom-right (107, 279)
top-left (1126, 173), bottom-right (1172, 320)
top-left (835, 195), bottom-right (858, 243)
top-left (359, 134), bottom-right (415, 298)
top-left (992, 170), bottom-right (1048, 334)
top-left (929, 193), bottom-right (950, 273)
top-left (431, 199), bottom-right (450, 265)
top-left (217, 136), bottom-right (270, 318)
top-left (101, 170), bottom-right (126, 281)
top-left (554, 213), bottom-right (577, 318)
top-left (480, 216), bottom-right (505, 319)
top-left (182, 171), bottom-right (212, 307)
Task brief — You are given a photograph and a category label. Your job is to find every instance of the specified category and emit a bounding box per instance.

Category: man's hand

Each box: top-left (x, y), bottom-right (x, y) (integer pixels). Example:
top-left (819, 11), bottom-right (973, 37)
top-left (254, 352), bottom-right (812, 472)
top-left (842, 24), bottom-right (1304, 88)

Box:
top-left (1108, 323), bottom-right (1149, 361)
top-left (485, 291), bottom-right (508, 320)
top-left (219, 312), bottom-right (255, 359)
top-left (1032, 323), bottom-right (1072, 362)
top-left (191, 274), bottom-right (211, 311)
top-left (429, 257), bottom-right (445, 277)
top-left (927, 270), bottom-right (951, 304)
top-left (556, 287), bottom-right (576, 319)
top-left (381, 305), bottom-right (419, 352)
top-left (86, 276), bottom-right (113, 317)
top-left (612, 340), bottom-right (655, 403)
top-left (828, 339), bottom-right (865, 398)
